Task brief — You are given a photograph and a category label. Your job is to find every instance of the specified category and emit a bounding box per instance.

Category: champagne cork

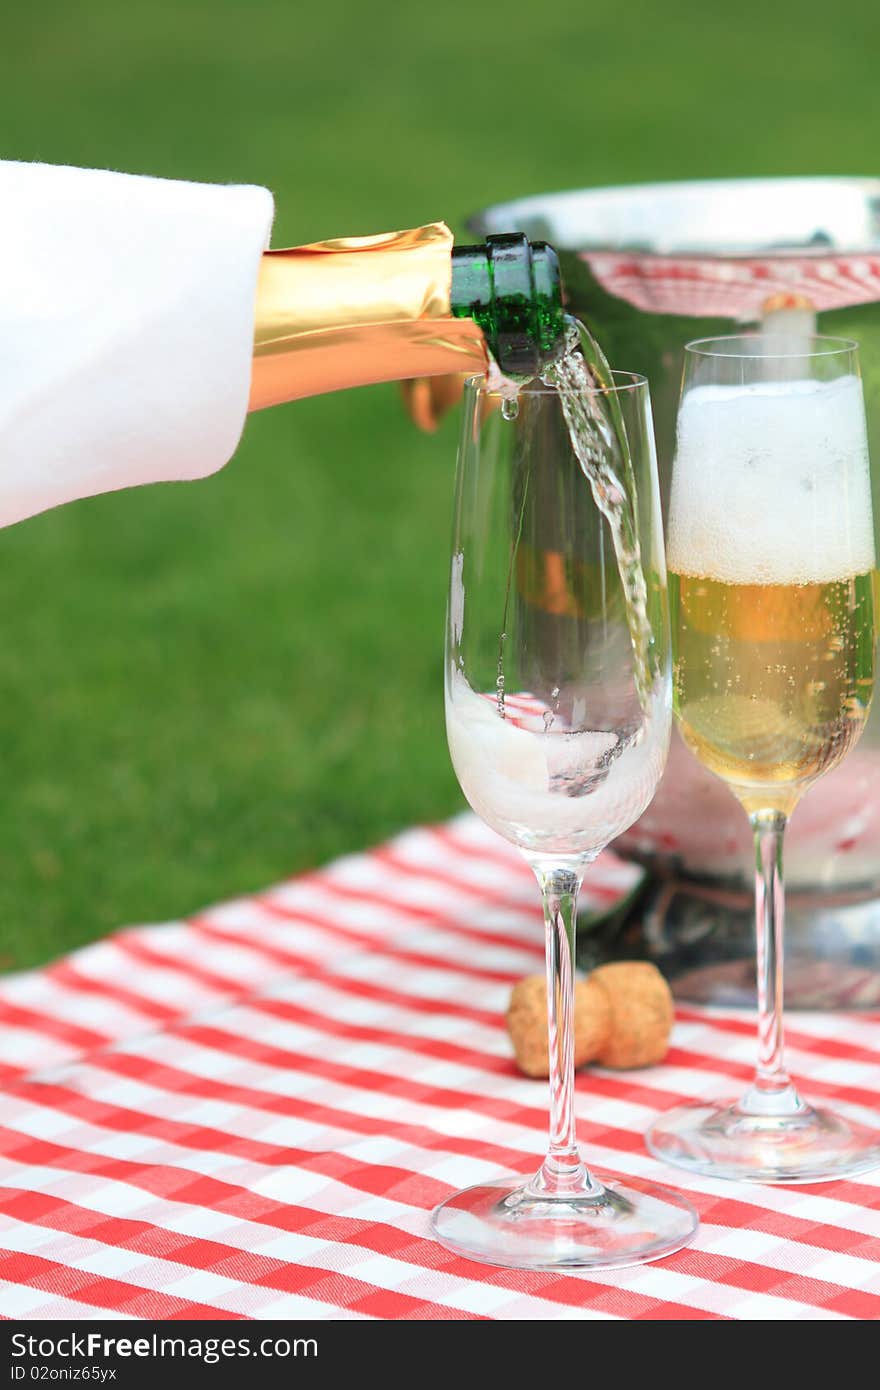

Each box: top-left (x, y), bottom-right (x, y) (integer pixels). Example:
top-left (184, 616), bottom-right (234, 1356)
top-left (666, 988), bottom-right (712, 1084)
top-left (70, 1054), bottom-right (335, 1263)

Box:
top-left (507, 974), bottom-right (611, 1079)
top-left (506, 962), bottom-right (673, 1076)
top-left (590, 962), bottom-right (674, 1069)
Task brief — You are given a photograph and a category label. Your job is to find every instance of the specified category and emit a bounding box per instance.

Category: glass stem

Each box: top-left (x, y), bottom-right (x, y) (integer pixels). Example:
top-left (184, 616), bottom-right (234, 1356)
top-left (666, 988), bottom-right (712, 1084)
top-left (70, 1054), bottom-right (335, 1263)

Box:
top-left (531, 863), bottom-right (599, 1196)
top-left (742, 809), bottom-right (800, 1114)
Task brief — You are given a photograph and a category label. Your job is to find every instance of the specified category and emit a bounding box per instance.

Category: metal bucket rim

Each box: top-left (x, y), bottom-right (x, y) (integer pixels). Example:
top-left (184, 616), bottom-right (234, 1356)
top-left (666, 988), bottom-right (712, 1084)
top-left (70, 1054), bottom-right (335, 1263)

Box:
top-left (468, 177), bottom-right (880, 258)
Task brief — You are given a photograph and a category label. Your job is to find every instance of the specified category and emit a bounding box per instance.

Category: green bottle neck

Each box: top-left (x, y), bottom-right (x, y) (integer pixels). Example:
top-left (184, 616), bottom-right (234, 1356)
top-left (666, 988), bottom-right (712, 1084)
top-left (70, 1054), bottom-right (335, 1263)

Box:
top-left (450, 233), bottom-right (566, 378)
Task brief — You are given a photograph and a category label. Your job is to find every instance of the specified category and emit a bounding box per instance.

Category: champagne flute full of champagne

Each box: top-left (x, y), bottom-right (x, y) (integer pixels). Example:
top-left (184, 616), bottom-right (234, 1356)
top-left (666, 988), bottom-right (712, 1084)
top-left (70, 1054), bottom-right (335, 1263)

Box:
top-left (648, 334), bottom-right (880, 1183)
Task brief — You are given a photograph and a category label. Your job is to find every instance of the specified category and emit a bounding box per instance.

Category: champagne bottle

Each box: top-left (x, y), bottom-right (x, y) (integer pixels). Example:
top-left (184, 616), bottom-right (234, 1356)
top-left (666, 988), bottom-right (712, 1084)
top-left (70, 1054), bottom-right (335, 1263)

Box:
top-left (249, 222), bottom-right (565, 411)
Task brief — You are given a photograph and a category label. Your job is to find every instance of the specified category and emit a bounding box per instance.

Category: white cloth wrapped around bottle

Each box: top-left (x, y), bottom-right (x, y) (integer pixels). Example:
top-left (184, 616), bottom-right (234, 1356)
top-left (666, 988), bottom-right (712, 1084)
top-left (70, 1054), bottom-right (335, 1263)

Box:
top-left (0, 160), bottom-right (275, 526)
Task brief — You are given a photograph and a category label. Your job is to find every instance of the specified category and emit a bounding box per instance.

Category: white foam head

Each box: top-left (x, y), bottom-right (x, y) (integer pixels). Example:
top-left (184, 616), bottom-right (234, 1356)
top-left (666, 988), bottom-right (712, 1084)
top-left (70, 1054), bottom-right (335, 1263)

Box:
top-left (667, 375), bottom-right (876, 584)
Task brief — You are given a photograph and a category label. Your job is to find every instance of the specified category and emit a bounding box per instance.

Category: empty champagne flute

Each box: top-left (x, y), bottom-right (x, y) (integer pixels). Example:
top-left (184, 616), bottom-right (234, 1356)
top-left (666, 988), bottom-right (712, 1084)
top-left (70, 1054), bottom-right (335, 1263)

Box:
top-left (432, 372), bottom-right (697, 1268)
top-left (647, 335), bottom-right (880, 1182)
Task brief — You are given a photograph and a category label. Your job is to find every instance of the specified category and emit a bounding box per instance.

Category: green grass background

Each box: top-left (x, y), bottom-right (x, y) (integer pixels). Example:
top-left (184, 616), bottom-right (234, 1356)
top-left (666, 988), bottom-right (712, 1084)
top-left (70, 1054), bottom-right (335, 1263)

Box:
top-left (0, 0), bottom-right (878, 968)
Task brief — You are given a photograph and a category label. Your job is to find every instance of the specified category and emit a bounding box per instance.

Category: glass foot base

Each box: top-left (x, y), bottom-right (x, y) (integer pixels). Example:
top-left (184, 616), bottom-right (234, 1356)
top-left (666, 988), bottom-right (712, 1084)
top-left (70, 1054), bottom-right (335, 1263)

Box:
top-left (647, 1094), bottom-right (880, 1184)
top-left (430, 1171), bottom-right (698, 1270)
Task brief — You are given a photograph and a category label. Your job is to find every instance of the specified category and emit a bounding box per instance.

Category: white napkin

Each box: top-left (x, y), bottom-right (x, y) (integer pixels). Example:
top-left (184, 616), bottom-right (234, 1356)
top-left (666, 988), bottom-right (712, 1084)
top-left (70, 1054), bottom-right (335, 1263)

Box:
top-left (0, 160), bottom-right (275, 526)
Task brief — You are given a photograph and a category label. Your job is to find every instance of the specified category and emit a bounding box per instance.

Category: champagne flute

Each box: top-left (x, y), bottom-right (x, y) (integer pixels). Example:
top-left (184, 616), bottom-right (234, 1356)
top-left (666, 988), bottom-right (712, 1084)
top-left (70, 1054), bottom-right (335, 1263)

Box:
top-left (432, 373), bottom-right (697, 1268)
top-left (647, 334), bottom-right (880, 1182)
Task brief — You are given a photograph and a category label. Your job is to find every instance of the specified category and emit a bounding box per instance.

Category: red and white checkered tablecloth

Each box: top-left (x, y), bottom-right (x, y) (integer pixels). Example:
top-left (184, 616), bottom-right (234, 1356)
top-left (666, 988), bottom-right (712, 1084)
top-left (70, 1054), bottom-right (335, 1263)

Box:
top-left (0, 813), bottom-right (878, 1321)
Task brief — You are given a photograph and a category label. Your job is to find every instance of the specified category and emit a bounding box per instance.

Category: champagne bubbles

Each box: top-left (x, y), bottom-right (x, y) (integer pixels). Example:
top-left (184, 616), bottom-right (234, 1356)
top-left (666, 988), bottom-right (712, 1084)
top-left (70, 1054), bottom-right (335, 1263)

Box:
top-left (668, 377), bottom-right (875, 586)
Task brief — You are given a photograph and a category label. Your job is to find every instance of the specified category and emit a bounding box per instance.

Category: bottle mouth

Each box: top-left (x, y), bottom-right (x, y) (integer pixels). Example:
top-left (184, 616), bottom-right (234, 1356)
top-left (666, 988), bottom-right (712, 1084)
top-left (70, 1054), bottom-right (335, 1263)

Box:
top-left (491, 235), bottom-right (566, 376)
top-left (452, 233), bottom-right (566, 377)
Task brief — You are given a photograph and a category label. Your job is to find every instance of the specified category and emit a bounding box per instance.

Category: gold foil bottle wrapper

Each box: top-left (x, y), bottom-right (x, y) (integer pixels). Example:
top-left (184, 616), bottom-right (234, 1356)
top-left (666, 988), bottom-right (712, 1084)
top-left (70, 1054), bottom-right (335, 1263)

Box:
top-left (249, 222), bottom-right (488, 411)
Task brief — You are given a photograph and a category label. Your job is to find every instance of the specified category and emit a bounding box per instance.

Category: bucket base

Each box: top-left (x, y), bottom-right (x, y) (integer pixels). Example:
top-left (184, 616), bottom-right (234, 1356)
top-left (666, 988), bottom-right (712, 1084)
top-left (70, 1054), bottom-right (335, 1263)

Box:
top-left (576, 873), bottom-right (880, 1009)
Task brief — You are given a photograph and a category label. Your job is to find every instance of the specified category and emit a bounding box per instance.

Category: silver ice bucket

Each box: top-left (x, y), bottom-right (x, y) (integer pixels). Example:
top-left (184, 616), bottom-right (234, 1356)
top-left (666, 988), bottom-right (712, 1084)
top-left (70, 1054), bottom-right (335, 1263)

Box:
top-left (470, 180), bottom-right (880, 1007)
